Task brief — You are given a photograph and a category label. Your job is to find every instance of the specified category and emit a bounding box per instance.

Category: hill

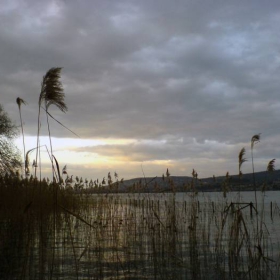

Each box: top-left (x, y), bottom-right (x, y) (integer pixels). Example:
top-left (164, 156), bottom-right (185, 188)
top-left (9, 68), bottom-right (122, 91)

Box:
top-left (111, 170), bottom-right (280, 193)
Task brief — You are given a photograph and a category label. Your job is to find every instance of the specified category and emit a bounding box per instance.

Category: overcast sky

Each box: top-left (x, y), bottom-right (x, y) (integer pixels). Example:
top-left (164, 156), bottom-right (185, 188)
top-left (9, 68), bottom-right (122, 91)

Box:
top-left (2, 0), bottom-right (280, 181)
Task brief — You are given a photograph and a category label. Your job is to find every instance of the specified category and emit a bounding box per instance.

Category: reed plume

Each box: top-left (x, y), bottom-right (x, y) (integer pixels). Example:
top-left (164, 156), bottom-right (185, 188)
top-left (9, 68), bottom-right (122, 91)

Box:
top-left (238, 147), bottom-right (247, 178)
top-left (44, 67), bottom-right (67, 113)
top-left (35, 67), bottom-right (67, 179)
top-left (44, 68), bottom-right (67, 181)
top-left (267, 159), bottom-right (275, 173)
top-left (251, 134), bottom-right (260, 149)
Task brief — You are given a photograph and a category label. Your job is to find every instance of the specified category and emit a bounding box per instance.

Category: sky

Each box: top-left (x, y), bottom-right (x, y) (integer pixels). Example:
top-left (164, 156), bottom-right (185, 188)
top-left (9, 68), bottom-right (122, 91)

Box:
top-left (2, 0), bottom-right (280, 182)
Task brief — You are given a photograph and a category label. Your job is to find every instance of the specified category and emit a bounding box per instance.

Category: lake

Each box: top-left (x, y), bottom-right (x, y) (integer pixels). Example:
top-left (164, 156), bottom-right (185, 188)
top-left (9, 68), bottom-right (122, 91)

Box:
top-left (2, 190), bottom-right (280, 279)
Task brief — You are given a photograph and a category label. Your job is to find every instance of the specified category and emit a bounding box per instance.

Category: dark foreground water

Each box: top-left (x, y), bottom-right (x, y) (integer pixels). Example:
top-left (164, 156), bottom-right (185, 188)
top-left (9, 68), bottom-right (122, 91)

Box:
top-left (1, 191), bottom-right (280, 279)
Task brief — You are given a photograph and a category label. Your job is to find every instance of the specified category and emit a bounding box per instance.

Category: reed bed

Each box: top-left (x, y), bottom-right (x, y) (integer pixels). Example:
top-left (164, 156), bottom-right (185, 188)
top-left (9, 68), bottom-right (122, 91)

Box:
top-left (1, 174), bottom-right (280, 280)
top-left (0, 173), bottom-right (82, 279)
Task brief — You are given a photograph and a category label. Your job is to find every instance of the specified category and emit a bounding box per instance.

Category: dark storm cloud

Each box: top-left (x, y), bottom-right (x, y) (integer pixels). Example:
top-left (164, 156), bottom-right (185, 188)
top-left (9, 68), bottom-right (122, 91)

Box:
top-left (1, 0), bottom-right (280, 177)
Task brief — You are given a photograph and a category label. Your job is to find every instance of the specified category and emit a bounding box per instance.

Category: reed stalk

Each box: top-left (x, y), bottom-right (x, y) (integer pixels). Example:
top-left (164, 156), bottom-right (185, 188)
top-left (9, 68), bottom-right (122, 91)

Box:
top-left (251, 134), bottom-right (260, 210)
top-left (16, 97), bottom-right (27, 176)
top-left (238, 147), bottom-right (247, 201)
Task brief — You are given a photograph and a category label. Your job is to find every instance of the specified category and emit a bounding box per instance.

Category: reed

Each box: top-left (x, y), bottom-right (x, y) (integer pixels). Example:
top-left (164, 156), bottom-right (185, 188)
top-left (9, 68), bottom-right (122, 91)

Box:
top-left (238, 147), bottom-right (247, 200)
top-left (16, 97), bottom-right (27, 176)
top-left (35, 67), bottom-right (67, 180)
top-left (251, 133), bottom-right (261, 209)
top-left (1, 174), bottom-right (280, 279)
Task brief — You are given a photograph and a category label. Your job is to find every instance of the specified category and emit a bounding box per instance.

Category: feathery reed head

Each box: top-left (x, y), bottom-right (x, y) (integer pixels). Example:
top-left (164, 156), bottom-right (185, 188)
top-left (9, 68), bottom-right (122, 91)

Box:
top-left (16, 97), bottom-right (27, 108)
top-left (238, 147), bottom-right (247, 171)
top-left (267, 159), bottom-right (276, 172)
top-left (251, 133), bottom-right (261, 149)
top-left (62, 165), bottom-right (67, 175)
top-left (166, 168), bottom-right (170, 177)
top-left (40, 67), bottom-right (68, 112)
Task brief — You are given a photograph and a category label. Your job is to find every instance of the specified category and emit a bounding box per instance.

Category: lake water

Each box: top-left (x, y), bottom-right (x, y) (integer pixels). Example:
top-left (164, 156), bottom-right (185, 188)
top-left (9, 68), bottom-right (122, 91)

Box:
top-left (3, 191), bottom-right (280, 279)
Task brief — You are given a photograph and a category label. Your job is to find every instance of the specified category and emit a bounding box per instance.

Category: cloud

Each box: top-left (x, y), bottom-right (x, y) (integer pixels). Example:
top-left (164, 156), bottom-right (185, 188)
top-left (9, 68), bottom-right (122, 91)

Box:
top-left (2, 0), bottom-right (280, 179)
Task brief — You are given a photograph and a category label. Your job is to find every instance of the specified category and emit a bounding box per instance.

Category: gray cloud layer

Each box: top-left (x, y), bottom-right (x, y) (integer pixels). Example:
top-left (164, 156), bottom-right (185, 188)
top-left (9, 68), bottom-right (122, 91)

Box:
top-left (2, 0), bottom-right (280, 178)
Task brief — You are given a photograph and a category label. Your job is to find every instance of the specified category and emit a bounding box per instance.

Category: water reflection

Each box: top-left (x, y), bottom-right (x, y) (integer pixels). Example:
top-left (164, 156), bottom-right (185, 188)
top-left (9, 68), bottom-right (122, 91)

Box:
top-left (1, 191), bottom-right (280, 279)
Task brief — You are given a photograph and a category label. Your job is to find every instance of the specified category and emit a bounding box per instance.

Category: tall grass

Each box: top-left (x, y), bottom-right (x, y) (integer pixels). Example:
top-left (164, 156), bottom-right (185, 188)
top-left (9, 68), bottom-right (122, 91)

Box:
top-left (35, 67), bottom-right (66, 180)
top-left (238, 147), bottom-right (246, 199)
top-left (251, 134), bottom-right (261, 209)
top-left (16, 97), bottom-right (27, 176)
top-left (1, 173), bottom-right (280, 279)
top-left (0, 173), bottom-right (82, 279)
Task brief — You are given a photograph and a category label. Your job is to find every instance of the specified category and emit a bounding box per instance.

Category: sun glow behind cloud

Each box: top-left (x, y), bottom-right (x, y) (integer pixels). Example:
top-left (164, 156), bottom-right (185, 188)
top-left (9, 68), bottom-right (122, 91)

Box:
top-left (14, 135), bottom-right (184, 180)
top-left (15, 136), bottom-right (143, 179)
top-left (14, 134), bottom-right (267, 182)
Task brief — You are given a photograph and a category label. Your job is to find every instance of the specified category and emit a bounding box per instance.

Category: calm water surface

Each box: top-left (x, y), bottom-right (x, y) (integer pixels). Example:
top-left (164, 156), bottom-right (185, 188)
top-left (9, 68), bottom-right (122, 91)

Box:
top-left (4, 191), bottom-right (280, 279)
